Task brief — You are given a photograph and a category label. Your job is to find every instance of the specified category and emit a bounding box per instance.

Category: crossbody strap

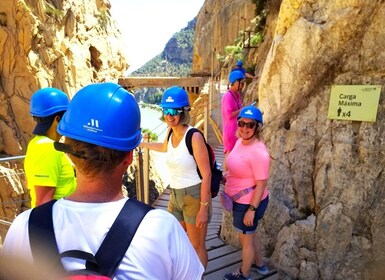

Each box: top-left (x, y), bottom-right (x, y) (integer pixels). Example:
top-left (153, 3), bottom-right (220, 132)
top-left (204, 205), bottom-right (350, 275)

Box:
top-left (229, 91), bottom-right (241, 109)
top-left (231, 186), bottom-right (256, 201)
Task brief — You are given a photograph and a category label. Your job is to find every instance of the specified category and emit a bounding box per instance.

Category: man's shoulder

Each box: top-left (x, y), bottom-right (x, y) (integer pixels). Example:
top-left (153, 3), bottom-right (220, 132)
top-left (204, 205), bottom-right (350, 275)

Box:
top-left (28, 136), bottom-right (55, 150)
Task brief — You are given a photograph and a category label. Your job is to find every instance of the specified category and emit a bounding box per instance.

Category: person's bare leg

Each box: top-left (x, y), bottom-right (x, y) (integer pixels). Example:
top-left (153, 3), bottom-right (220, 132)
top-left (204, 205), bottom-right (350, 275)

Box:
top-left (186, 222), bottom-right (208, 268)
top-left (239, 233), bottom-right (254, 277)
top-left (253, 233), bottom-right (264, 266)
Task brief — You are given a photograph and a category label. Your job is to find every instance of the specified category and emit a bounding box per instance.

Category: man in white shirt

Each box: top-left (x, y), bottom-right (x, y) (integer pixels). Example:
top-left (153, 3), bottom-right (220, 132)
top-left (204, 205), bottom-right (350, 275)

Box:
top-left (2, 82), bottom-right (204, 280)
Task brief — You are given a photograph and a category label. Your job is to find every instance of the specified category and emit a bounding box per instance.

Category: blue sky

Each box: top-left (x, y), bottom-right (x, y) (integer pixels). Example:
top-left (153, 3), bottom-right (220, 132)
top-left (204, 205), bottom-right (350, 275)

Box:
top-left (109, 0), bottom-right (205, 74)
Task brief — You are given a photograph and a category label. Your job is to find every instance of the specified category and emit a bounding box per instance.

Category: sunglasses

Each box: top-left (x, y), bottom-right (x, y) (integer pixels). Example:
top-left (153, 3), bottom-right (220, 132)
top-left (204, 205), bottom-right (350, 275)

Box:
top-left (237, 120), bottom-right (256, 129)
top-left (163, 108), bottom-right (183, 116)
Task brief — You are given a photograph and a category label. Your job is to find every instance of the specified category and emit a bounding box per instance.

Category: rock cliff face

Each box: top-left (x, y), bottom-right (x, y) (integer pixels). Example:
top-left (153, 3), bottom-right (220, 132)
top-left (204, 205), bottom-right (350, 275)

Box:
top-left (194, 0), bottom-right (385, 278)
top-left (0, 0), bottom-right (127, 242)
top-left (193, 0), bottom-right (256, 76)
top-left (0, 0), bottom-right (128, 155)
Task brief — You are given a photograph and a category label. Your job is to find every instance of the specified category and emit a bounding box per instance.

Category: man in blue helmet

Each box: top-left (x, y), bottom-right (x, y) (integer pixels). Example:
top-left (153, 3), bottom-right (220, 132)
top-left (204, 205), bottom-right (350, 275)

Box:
top-left (231, 60), bottom-right (257, 80)
top-left (24, 88), bottom-right (76, 207)
top-left (2, 82), bottom-right (204, 280)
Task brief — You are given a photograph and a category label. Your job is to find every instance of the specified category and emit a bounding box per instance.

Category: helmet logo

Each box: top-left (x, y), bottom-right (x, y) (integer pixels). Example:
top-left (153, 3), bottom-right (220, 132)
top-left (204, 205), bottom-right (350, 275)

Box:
top-left (244, 109), bottom-right (254, 116)
top-left (83, 118), bottom-right (102, 133)
top-left (165, 96), bottom-right (175, 103)
top-left (89, 119), bottom-right (99, 128)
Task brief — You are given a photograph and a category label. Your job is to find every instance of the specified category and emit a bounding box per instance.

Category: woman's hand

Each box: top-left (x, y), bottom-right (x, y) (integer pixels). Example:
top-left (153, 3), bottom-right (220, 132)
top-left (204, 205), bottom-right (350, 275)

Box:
top-left (196, 206), bottom-right (209, 228)
top-left (243, 209), bottom-right (255, 227)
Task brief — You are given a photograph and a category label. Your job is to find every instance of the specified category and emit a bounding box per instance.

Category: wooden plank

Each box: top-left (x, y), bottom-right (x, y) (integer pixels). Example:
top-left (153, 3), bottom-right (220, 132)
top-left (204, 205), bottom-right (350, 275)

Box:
top-left (207, 245), bottom-right (238, 259)
top-left (206, 252), bottom-right (242, 273)
top-left (205, 238), bottom-right (225, 249)
top-left (152, 200), bottom-right (168, 207)
top-left (206, 236), bottom-right (220, 242)
top-left (204, 262), bottom-right (241, 280)
top-left (205, 260), bottom-right (276, 280)
top-left (208, 229), bottom-right (220, 234)
top-left (161, 188), bottom-right (171, 194)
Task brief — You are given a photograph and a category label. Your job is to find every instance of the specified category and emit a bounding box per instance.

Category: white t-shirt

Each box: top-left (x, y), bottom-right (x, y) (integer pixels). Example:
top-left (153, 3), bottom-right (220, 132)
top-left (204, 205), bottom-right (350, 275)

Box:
top-left (2, 198), bottom-right (204, 280)
top-left (166, 126), bottom-right (201, 189)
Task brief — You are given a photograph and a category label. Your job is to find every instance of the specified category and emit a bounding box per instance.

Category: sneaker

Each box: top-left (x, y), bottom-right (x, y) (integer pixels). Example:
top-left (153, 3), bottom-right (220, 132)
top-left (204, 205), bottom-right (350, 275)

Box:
top-left (251, 263), bottom-right (269, 275)
top-left (224, 268), bottom-right (252, 280)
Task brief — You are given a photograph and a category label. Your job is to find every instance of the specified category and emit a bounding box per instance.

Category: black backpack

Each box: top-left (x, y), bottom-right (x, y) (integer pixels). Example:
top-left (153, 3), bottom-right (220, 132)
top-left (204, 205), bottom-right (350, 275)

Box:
top-left (28, 199), bottom-right (153, 279)
top-left (168, 128), bottom-right (223, 198)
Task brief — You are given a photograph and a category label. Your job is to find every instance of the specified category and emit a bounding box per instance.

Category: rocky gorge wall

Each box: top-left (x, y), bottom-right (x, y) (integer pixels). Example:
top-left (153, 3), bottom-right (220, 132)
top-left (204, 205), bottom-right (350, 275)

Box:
top-left (0, 0), bottom-right (128, 156)
top-left (0, 0), bottom-right (128, 241)
top-left (194, 0), bottom-right (385, 279)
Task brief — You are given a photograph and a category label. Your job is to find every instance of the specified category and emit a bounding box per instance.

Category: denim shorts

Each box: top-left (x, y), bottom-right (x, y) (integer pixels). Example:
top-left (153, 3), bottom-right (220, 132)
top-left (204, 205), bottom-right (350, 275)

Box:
top-left (168, 183), bottom-right (212, 224)
top-left (232, 196), bottom-right (269, 234)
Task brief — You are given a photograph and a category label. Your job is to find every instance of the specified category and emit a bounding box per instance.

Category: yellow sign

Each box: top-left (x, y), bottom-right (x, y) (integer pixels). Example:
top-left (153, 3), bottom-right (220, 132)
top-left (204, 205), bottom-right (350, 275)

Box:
top-left (328, 85), bottom-right (382, 122)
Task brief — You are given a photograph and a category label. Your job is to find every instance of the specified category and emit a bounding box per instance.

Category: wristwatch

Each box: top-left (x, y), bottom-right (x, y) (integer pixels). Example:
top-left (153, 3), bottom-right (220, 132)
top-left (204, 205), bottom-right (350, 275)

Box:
top-left (248, 205), bottom-right (256, 211)
top-left (200, 201), bottom-right (209, 207)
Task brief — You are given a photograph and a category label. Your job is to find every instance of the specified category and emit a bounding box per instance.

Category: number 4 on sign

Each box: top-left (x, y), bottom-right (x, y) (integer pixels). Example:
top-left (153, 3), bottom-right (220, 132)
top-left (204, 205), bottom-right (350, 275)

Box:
top-left (342, 111), bottom-right (351, 117)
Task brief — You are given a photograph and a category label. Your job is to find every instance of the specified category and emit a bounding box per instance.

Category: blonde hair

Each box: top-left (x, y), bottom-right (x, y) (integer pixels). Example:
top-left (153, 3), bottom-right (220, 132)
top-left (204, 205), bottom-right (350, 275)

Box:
top-left (179, 110), bottom-right (191, 125)
top-left (64, 137), bottom-right (128, 178)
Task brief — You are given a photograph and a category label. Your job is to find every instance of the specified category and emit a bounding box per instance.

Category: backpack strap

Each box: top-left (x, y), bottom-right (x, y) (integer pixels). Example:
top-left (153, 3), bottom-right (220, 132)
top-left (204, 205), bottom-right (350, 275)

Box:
top-left (96, 199), bottom-right (153, 277)
top-left (185, 127), bottom-right (200, 156)
top-left (29, 199), bottom-right (153, 278)
top-left (169, 127), bottom-right (200, 156)
top-left (185, 128), bottom-right (214, 178)
top-left (29, 200), bottom-right (63, 271)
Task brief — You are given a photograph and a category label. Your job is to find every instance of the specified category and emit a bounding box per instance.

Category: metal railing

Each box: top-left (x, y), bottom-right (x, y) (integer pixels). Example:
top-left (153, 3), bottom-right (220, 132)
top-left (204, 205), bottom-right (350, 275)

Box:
top-left (0, 156), bottom-right (25, 163)
top-left (0, 155), bottom-right (28, 241)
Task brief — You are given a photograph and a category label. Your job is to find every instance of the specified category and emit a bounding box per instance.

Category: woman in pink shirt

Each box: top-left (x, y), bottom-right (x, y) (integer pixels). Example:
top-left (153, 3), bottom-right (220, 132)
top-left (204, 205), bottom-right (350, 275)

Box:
top-left (223, 105), bottom-right (270, 280)
top-left (221, 70), bottom-right (246, 155)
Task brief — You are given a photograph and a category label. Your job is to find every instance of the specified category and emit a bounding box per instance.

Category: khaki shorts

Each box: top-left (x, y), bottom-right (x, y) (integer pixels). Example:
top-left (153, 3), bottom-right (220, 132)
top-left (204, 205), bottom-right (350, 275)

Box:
top-left (168, 183), bottom-right (212, 224)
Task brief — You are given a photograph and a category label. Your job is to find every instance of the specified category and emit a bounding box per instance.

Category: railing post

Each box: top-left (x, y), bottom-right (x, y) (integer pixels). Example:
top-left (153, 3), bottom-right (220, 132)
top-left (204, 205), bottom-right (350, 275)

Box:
top-left (135, 148), bottom-right (144, 202)
top-left (204, 96), bottom-right (209, 140)
top-left (143, 134), bottom-right (150, 204)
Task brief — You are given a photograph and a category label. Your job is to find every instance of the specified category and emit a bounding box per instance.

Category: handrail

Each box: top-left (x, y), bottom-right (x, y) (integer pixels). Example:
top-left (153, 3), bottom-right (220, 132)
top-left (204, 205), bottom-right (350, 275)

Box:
top-left (0, 219), bottom-right (12, 226)
top-left (0, 156), bottom-right (25, 163)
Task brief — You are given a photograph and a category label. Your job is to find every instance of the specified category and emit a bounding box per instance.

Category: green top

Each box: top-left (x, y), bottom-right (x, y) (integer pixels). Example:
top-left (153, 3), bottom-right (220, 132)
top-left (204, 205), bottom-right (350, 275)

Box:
top-left (24, 135), bottom-right (76, 207)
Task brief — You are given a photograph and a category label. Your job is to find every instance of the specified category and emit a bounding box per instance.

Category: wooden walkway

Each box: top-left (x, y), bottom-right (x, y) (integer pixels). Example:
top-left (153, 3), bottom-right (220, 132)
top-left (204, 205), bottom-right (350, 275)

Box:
top-left (152, 145), bottom-right (278, 280)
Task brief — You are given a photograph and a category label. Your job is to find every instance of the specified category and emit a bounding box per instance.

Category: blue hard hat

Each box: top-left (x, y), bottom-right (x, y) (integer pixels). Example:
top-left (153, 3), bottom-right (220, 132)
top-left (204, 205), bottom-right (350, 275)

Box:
top-left (160, 86), bottom-right (190, 108)
top-left (236, 60), bottom-right (243, 67)
top-left (238, 105), bottom-right (263, 124)
top-left (57, 82), bottom-right (142, 151)
top-left (228, 70), bottom-right (246, 84)
top-left (30, 88), bottom-right (69, 117)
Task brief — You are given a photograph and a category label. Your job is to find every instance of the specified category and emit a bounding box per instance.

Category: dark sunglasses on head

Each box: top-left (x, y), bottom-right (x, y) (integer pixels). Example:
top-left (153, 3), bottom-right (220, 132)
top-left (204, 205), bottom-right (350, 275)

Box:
top-left (163, 108), bottom-right (183, 116)
top-left (237, 120), bottom-right (256, 129)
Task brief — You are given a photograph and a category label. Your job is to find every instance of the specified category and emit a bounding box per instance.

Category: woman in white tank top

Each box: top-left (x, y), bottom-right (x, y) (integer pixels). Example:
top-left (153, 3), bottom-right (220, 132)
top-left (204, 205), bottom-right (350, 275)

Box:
top-left (139, 86), bottom-right (212, 269)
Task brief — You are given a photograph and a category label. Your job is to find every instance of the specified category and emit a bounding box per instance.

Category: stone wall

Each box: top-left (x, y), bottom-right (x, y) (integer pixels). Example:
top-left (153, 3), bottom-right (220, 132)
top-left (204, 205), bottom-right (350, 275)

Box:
top-left (0, 0), bottom-right (129, 238)
top-left (192, 0), bottom-right (256, 76)
top-left (0, 0), bottom-right (128, 155)
top-left (0, 163), bottom-right (29, 243)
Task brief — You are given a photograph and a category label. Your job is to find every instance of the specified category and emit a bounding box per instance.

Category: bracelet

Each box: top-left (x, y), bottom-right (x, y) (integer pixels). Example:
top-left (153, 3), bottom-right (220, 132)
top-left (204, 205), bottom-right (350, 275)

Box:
top-left (200, 201), bottom-right (209, 207)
